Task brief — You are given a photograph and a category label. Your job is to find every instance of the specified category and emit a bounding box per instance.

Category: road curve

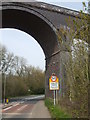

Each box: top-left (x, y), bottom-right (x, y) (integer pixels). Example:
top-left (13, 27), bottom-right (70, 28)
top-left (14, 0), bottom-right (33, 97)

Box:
top-left (2, 95), bottom-right (51, 119)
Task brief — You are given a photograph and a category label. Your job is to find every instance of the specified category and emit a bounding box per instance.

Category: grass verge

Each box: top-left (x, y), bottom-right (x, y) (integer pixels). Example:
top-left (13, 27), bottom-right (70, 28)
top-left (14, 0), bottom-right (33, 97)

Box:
top-left (45, 98), bottom-right (72, 119)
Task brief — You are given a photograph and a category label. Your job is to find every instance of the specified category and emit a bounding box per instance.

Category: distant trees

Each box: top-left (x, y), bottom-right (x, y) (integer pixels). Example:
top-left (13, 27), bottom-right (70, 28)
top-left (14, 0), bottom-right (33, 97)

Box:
top-left (57, 3), bottom-right (89, 118)
top-left (25, 66), bottom-right (45, 94)
top-left (0, 45), bottom-right (15, 74)
top-left (0, 44), bottom-right (45, 100)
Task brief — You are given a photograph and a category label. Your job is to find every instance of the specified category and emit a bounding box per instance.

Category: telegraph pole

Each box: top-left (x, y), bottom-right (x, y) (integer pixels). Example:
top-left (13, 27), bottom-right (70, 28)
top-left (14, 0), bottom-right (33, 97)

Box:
top-left (4, 75), bottom-right (6, 103)
top-left (88, 1), bottom-right (90, 14)
top-left (88, 1), bottom-right (90, 119)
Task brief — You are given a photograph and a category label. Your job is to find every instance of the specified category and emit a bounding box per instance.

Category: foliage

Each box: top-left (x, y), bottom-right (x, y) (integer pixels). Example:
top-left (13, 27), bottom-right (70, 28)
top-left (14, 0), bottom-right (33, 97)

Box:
top-left (0, 44), bottom-right (45, 100)
top-left (57, 2), bottom-right (89, 118)
top-left (45, 98), bottom-right (71, 119)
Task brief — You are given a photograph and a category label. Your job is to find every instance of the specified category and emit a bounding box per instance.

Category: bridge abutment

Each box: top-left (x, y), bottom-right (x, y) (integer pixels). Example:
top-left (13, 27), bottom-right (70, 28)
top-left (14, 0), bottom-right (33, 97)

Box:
top-left (45, 33), bottom-right (72, 102)
top-left (45, 50), bottom-right (60, 98)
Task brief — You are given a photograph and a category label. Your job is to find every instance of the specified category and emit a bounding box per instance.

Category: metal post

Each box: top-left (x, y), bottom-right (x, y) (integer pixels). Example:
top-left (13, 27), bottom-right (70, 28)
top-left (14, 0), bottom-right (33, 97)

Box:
top-left (88, 1), bottom-right (90, 14)
top-left (56, 90), bottom-right (58, 104)
top-left (54, 90), bottom-right (55, 106)
top-left (4, 75), bottom-right (6, 103)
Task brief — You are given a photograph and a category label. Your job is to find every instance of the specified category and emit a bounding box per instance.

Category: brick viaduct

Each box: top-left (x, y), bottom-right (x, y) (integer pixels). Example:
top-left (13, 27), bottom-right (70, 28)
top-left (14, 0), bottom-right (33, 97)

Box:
top-left (0, 1), bottom-right (81, 99)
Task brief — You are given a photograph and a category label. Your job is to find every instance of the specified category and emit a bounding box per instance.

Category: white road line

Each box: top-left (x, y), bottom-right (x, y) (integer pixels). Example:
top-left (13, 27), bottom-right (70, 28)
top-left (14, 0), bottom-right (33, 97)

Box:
top-left (13, 103), bottom-right (19, 107)
top-left (3, 106), bottom-right (12, 111)
top-left (3, 103), bottom-right (20, 111)
top-left (17, 105), bottom-right (28, 111)
top-left (3, 113), bottom-right (30, 115)
top-left (25, 95), bottom-right (45, 100)
top-left (20, 101), bottom-right (24, 104)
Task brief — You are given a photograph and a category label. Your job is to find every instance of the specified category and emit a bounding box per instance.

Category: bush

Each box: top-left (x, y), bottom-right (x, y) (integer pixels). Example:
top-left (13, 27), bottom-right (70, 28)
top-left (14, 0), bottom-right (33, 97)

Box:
top-left (45, 98), bottom-right (72, 119)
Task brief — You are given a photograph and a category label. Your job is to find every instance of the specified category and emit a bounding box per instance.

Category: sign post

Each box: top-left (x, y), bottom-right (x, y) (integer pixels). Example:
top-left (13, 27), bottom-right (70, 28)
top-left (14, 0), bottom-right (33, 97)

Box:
top-left (49, 75), bottom-right (59, 106)
top-left (54, 90), bottom-right (55, 105)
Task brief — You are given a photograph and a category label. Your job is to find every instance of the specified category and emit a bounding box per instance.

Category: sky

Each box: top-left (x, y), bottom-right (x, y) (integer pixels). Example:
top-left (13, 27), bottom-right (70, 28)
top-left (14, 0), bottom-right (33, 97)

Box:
top-left (0, 0), bottom-right (88, 71)
top-left (0, 28), bottom-right (45, 70)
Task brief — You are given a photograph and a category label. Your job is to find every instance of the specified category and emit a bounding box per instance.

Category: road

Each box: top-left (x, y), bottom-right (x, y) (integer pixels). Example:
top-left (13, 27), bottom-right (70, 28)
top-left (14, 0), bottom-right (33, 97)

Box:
top-left (1, 95), bottom-right (51, 119)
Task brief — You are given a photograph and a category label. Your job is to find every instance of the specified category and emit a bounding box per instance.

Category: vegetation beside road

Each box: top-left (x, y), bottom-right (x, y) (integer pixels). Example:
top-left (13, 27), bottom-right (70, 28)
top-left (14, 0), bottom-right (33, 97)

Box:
top-left (0, 45), bottom-right (45, 102)
top-left (45, 98), bottom-right (71, 119)
top-left (57, 3), bottom-right (89, 118)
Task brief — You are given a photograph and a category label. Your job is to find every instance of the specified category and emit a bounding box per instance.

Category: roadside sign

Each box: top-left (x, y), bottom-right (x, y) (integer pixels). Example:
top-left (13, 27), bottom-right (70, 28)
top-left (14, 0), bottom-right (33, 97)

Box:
top-left (49, 75), bottom-right (59, 90)
top-left (6, 98), bottom-right (9, 104)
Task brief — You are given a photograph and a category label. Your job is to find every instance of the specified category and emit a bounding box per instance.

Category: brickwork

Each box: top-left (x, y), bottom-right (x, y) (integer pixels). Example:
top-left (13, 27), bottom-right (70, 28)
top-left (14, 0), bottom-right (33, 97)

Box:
top-left (0, 1), bottom-right (79, 99)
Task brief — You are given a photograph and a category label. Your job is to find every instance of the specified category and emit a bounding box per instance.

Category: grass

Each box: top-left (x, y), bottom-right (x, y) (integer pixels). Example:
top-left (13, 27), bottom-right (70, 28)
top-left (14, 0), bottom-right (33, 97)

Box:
top-left (45, 98), bottom-right (72, 119)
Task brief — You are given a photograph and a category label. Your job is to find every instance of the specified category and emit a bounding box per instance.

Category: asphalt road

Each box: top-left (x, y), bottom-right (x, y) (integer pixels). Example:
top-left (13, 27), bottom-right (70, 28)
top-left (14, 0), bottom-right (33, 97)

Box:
top-left (2, 100), bottom-right (37, 118)
top-left (1, 95), bottom-right (51, 119)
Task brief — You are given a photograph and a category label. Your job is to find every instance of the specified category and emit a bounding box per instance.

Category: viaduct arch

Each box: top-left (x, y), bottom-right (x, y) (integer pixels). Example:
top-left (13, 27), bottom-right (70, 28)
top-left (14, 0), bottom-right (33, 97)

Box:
top-left (0, 1), bottom-right (80, 98)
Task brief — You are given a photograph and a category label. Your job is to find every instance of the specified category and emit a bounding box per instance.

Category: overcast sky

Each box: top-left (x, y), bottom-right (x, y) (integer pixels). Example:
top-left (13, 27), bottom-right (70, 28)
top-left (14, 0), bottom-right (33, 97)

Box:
top-left (0, 0), bottom-right (88, 71)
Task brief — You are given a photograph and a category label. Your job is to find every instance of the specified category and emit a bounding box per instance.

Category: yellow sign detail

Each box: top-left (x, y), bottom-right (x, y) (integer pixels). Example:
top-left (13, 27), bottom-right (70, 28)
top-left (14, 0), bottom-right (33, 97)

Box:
top-left (6, 99), bottom-right (9, 104)
top-left (49, 75), bottom-right (59, 90)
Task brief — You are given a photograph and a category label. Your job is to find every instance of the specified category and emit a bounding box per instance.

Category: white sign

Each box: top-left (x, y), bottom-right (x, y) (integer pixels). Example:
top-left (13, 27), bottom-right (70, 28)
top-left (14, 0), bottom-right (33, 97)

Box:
top-left (49, 75), bottom-right (59, 90)
top-left (51, 76), bottom-right (56, 82)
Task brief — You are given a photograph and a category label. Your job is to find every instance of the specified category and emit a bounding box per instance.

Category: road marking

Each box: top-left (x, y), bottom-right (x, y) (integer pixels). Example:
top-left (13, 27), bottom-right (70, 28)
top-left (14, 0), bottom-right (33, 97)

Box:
top-left (20, 101), bottom-right (24, 104)
top-left (25, 95), bottom-right (45, 100)
top-left (13, 103), bottom-right (19, 107)
top-left (17, 105), bottom-right (28, 111)
top-left (3, 106), bottom-right (12, 111)
top-left (3, 113), bottom-right (31, 115)
top-left (3, 103), bottom-right (20, 112)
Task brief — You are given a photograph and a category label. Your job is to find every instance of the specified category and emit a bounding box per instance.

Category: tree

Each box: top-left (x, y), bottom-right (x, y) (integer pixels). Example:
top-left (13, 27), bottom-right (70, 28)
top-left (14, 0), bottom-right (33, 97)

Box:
top-left (0, 45), bottom-right (15, 74)
top-left (0, 45), bottom-right (16, 100)
top-left (0, 44), bottom-right (45, 99)
top-left (57, 2), bottom-right (89, 118)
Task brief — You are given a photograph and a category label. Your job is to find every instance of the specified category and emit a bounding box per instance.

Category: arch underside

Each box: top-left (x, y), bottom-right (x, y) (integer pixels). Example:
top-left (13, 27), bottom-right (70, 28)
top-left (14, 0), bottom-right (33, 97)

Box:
top-left (1, 3), bottom-right (60, 98)
top-left (2, 8), bottom-right (59, 57)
